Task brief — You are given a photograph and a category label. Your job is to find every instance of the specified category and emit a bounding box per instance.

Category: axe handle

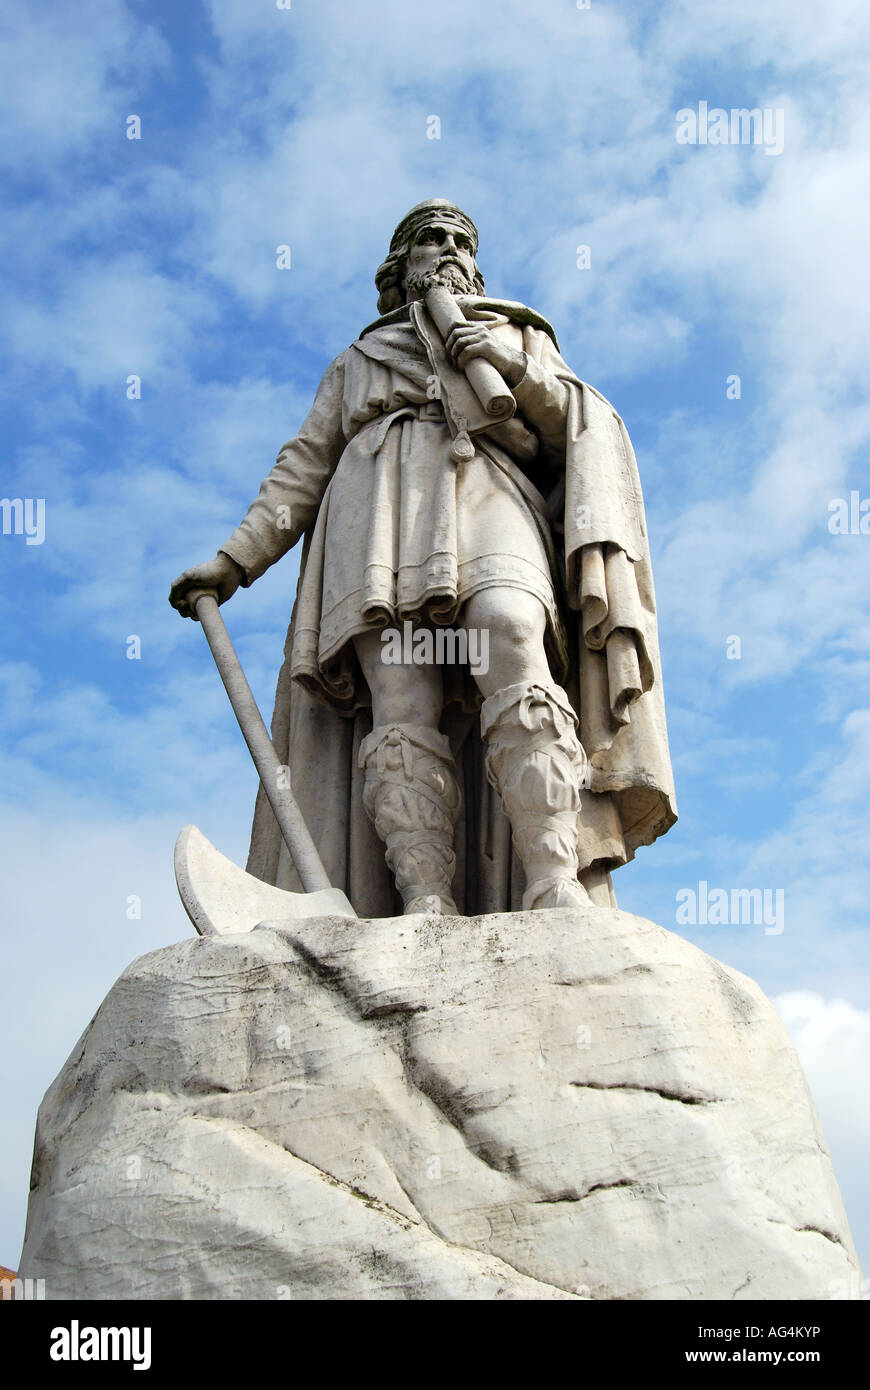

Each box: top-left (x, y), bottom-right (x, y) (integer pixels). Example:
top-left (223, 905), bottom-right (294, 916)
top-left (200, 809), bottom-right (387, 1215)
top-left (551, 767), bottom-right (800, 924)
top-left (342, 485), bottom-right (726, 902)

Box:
top-left (190, 591), bottom-right (332, 894)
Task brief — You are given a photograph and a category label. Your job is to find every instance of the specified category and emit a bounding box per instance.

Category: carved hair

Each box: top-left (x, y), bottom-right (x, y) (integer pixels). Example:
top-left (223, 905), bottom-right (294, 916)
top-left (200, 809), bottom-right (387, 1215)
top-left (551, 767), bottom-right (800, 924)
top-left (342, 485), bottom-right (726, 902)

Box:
top-left (375, 200), bottom-right (486, 314)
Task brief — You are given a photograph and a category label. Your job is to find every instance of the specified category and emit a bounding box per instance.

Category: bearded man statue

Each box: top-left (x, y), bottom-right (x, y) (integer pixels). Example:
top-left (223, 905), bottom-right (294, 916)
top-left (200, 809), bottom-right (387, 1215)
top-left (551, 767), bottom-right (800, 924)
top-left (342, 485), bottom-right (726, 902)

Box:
top-left (170, 199), bottom-right (677, 917)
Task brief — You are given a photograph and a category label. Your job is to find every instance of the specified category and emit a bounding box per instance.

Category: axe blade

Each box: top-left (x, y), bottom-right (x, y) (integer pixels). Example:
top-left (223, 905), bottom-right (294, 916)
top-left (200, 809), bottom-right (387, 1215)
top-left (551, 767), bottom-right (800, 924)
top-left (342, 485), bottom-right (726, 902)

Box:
top-left (175, 825), bottom-right (356, 937)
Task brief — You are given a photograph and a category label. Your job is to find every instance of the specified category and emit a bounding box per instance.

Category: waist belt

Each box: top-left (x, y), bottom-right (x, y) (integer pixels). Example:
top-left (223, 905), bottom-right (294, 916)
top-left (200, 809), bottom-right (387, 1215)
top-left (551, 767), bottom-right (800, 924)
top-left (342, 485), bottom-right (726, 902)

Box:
top-left (360, 402), bottom-right (548, 527)
top-left (362, 401), bottom-right (443, 455)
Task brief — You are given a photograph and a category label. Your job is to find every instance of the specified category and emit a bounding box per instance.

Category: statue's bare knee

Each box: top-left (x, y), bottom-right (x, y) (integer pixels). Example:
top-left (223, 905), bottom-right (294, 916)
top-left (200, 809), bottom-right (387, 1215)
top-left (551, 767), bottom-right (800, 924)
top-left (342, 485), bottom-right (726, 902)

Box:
top-left (463, 588), bottom-right (551, 698)
top-left (464, 589), bottom-right (590, 911)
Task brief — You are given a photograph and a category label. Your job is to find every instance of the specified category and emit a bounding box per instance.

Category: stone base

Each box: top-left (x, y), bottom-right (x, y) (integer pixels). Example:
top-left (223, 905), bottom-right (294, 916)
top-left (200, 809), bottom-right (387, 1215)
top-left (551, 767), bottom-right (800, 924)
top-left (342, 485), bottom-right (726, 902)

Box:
top-left (19, 905), bottom-right (860, 1300)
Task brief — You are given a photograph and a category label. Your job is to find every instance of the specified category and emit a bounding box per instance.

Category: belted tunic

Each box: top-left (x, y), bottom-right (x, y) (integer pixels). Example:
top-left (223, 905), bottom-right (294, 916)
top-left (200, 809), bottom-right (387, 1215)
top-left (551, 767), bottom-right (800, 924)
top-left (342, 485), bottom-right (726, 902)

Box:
top-left (219, 297), bottom-right (677, 911)
top-left (222, 305), bottom-right (574, 712)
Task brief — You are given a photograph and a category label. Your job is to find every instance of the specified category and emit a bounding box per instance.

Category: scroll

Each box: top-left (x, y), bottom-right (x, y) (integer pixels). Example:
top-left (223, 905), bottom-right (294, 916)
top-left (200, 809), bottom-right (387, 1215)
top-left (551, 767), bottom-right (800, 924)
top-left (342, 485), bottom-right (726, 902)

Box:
top-left (425, 285), bottom-right (516, 420)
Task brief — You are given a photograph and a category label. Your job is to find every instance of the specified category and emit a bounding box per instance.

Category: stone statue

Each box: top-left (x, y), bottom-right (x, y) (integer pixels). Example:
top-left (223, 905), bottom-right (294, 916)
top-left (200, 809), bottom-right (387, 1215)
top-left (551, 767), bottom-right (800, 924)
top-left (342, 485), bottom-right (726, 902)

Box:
top-left (25, 204), bottom-right (860, 1300)
top-left (170, 199), bottom-right (676, 918)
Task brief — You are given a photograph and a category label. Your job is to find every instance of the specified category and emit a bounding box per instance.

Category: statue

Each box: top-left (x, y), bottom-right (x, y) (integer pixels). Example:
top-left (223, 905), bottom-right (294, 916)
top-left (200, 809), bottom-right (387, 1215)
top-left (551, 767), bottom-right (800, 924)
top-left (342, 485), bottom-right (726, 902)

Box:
top-left (170, 199), bottom-right (676, 918)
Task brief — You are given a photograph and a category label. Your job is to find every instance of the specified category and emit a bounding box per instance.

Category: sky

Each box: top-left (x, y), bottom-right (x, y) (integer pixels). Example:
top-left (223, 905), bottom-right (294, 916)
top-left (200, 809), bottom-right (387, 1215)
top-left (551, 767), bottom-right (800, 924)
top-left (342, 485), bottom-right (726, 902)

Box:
top-left (1, 0), bottom-right (869, 1286)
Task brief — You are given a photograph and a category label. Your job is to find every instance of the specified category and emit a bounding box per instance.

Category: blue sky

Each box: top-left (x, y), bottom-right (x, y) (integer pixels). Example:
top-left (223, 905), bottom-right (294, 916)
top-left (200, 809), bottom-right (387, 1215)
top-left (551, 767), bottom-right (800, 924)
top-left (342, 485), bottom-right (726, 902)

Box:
top-left (2, 0), bottom-right (869, 1282)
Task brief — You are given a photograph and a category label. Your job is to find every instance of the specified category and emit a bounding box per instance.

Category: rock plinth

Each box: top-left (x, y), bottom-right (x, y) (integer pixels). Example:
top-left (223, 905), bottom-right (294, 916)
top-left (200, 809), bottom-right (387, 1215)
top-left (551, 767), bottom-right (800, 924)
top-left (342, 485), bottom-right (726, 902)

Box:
top-left (19, 906), bottom-right (860, 1300)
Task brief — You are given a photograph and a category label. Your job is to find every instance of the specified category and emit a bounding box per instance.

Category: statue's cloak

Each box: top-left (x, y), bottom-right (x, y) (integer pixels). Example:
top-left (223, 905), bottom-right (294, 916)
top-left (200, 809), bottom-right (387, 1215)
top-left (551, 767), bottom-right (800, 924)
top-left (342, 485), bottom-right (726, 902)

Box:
top-left (221, 297), bottom-right (677, 914)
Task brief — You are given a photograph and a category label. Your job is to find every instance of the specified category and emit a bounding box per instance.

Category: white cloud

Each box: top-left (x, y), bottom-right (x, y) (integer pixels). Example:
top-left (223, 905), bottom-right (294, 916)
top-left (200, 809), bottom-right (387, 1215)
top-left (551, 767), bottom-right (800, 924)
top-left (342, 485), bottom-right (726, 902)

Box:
top-left (0, 1), bottom-right (169, 164)
top-left (656, 0), bottom-right (870, 72)
top-left (774, 990), bottom-right (870, 1269)
top-left (775, 990), bottom-right (870, 1151)
top-left (5, 257), bottom-right (216, 389)
top-left (665, 709), bottom-right (870, 1011)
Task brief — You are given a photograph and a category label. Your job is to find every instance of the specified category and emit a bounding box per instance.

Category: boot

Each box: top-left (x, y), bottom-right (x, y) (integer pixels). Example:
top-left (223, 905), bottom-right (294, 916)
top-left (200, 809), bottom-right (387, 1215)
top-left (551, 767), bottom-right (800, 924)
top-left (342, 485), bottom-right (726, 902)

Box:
top-left (359, 723), bottom-right (461, 914)
top-left (481, 681), bottom-right (591, 911)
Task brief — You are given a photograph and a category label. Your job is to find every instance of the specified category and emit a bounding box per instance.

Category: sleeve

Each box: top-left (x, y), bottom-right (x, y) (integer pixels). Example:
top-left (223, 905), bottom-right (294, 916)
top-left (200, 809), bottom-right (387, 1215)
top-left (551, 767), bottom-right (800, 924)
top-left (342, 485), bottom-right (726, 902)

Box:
top-left (219, 353), bottom-right (347, 585)
top-left (511, 327), bottom-right (573, 455)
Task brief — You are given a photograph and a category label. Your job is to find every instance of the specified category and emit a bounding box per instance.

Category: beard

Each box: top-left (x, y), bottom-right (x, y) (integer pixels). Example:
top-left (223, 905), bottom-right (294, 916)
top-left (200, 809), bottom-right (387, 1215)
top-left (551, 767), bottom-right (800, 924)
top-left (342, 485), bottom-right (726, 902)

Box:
top-left (404, 259), bottom-right (477, 301)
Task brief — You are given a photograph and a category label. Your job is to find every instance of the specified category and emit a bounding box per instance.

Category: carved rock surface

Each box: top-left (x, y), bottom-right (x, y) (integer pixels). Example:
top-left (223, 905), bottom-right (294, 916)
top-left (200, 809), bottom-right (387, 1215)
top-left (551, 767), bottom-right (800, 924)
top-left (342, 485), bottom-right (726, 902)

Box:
top-left (19, 906), bottom-right (860, 1300)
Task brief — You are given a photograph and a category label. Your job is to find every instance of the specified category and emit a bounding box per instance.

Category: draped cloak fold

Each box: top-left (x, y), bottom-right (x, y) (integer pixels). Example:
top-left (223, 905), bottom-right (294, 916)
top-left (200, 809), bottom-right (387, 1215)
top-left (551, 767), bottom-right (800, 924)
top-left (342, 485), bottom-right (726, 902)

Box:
top-left (219, 296), bottom-right (677, 916)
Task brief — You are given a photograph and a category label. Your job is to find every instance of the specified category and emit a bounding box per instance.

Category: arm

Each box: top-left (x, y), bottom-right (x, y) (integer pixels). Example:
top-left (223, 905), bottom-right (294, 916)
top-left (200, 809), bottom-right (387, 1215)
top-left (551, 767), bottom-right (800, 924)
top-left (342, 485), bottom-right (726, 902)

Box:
top-left (219, 352), bottom-right (347, 584)
top-left (169, 353), bottom-right (347, 618)
top-left (444, 322), bottom-right (570, 455)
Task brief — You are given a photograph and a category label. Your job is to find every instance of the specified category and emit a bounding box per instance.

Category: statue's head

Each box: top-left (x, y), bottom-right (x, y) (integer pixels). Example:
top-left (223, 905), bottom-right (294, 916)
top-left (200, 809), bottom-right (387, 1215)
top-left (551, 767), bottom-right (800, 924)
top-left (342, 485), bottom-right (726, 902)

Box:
top-left (375, 198), bottom-right (485, 314)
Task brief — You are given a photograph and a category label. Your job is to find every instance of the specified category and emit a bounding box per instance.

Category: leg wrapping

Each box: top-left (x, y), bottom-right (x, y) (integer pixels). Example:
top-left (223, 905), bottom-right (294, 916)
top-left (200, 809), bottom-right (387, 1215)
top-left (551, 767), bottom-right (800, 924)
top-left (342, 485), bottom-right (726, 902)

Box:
top-left (481, 681), bottom-right (590, 910)
top-left (359, 723), bottom-right (460, 914)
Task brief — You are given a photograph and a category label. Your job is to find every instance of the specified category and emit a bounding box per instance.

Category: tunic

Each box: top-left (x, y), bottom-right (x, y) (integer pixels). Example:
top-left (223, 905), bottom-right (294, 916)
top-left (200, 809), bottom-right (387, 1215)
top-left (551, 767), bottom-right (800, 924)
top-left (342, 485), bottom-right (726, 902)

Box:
top-left (222, 309), bottom-right (577, 713)
top-left (219, 296), bottom-right (678, 915)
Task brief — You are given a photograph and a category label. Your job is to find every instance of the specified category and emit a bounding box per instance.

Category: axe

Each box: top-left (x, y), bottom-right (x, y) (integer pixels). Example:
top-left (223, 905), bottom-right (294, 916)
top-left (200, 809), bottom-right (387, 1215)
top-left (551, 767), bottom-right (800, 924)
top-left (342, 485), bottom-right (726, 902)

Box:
top-left (175, 589), bottom-right (357, 933)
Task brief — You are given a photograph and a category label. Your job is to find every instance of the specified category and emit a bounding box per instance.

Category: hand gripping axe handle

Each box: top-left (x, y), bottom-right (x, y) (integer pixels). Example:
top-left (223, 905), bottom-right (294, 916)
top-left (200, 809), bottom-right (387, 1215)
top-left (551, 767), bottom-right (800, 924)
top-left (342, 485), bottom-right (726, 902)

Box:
top-left (188, 589), bottom-right (334, 895)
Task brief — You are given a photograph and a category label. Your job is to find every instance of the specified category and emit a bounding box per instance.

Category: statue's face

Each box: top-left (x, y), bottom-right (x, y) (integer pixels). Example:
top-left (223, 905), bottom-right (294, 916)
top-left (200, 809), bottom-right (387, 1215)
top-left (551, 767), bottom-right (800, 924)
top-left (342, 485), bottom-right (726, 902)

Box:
top-left (406, 221), bottom-right (476, 280)
top-left (403, 221), bottom-right (478, 300)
